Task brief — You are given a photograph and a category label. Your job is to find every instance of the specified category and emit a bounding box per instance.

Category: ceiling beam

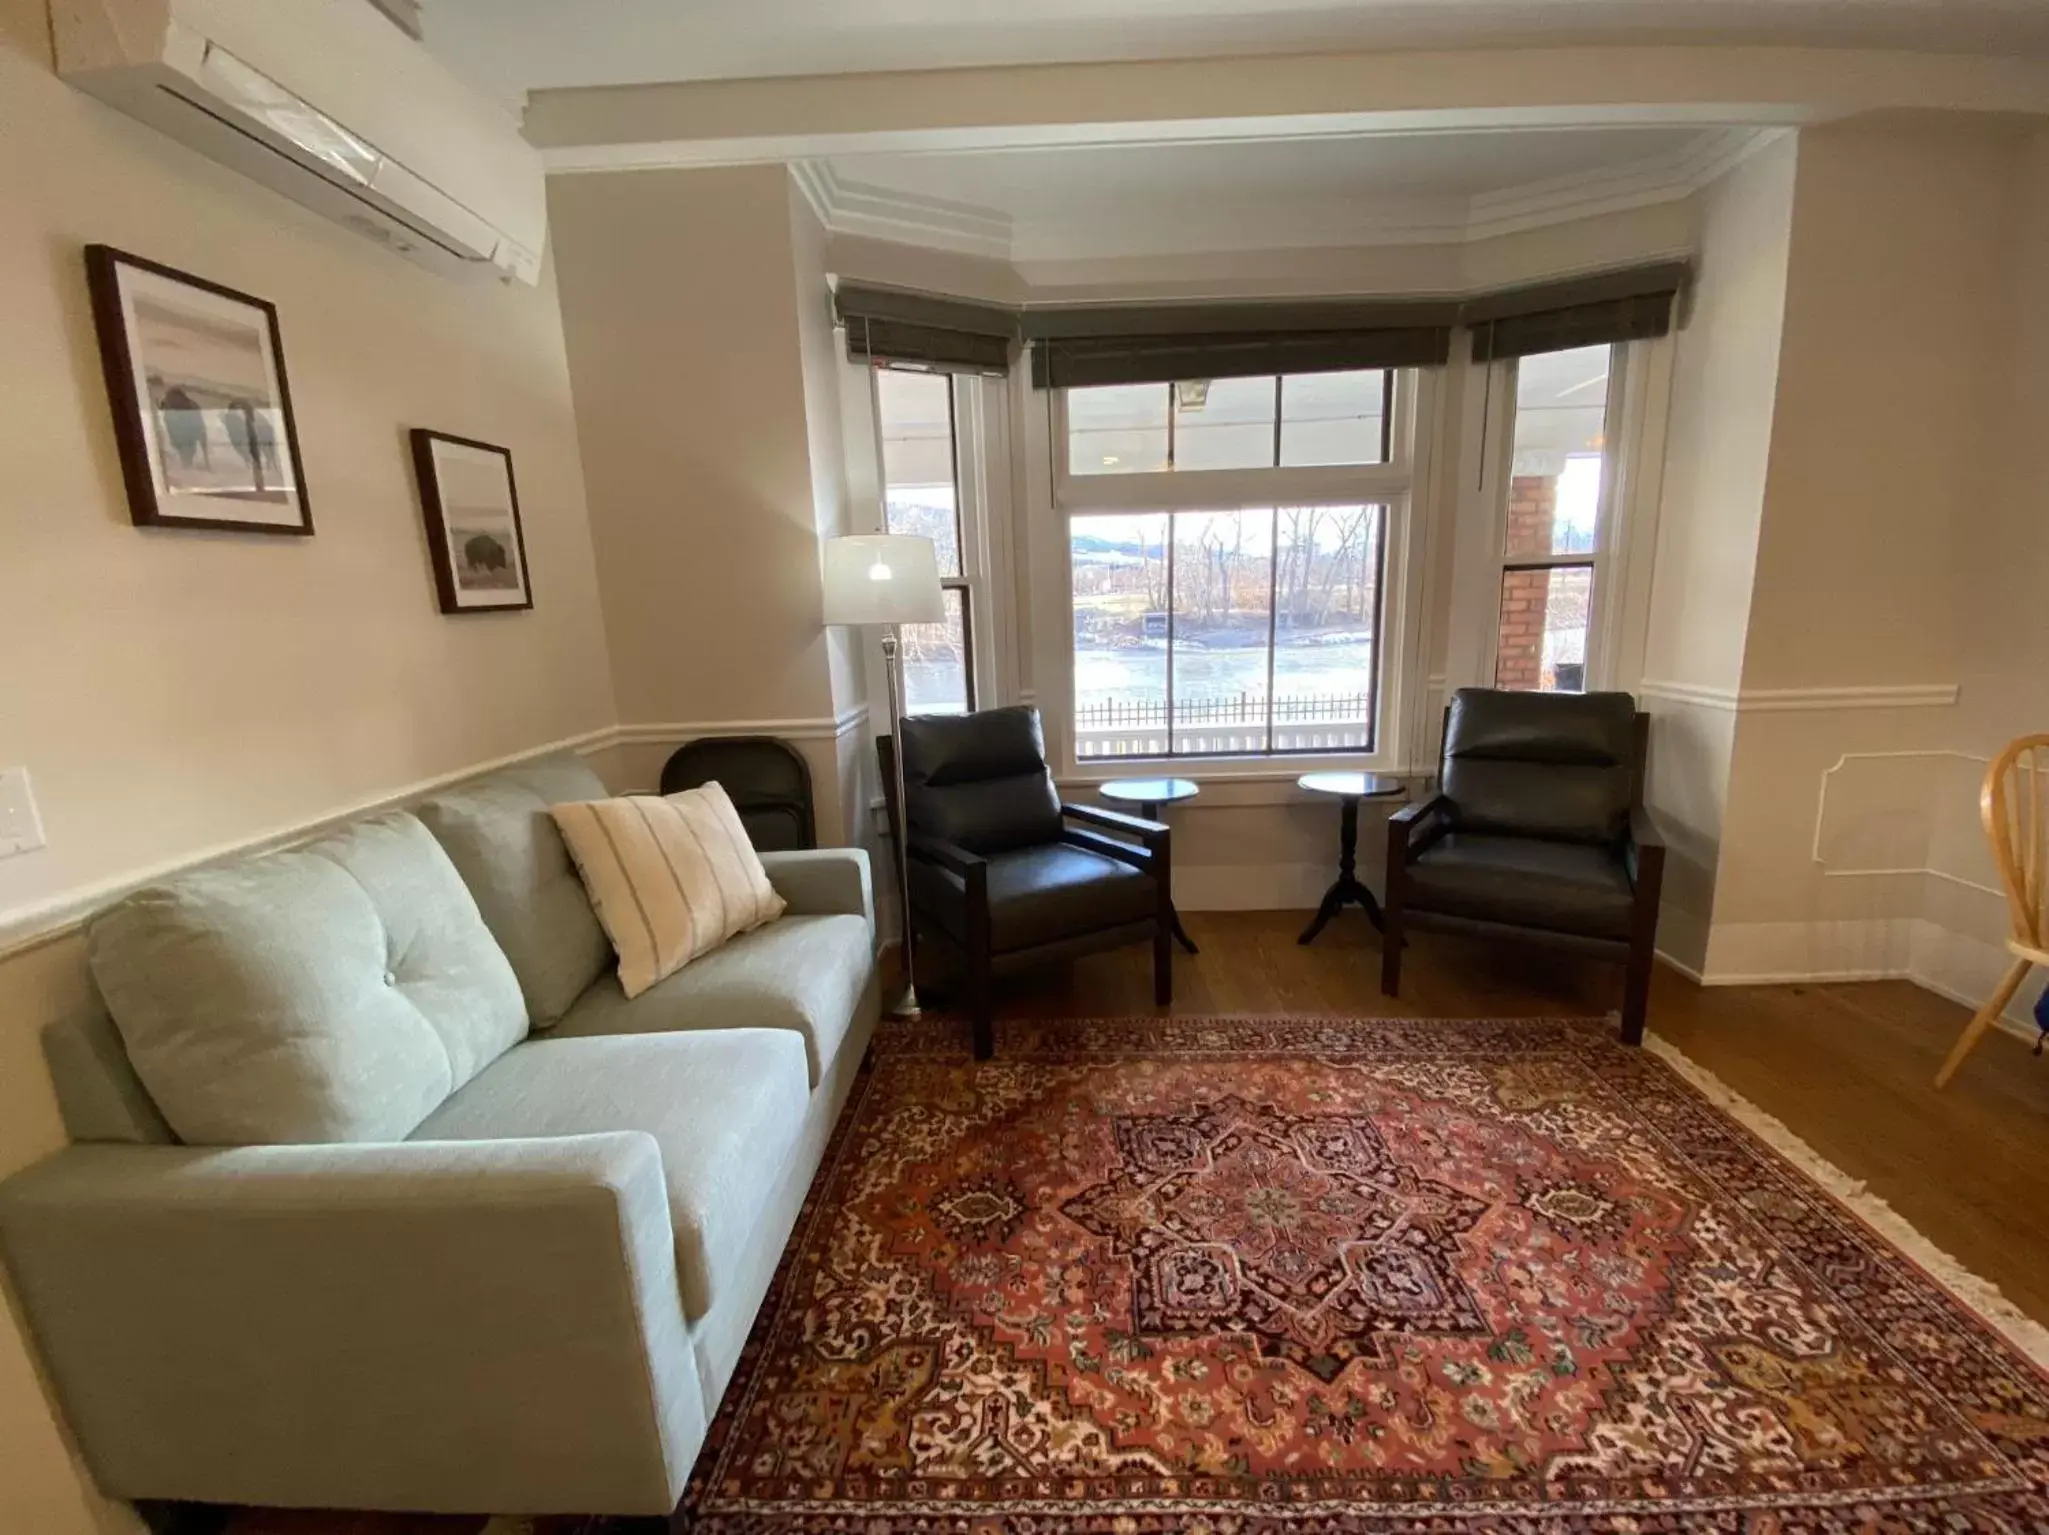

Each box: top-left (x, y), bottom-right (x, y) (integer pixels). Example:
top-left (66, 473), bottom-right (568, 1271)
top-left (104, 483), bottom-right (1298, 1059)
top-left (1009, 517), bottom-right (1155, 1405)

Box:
top-left (526, 45), bottom-right (2049, 172)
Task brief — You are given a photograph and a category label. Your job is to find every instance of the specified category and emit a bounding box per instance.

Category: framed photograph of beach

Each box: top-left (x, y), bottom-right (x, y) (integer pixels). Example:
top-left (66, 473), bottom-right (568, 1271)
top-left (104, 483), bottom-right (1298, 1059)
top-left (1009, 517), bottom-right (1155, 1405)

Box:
top-left (83, 245), bottom-right (312, 534)
top-left (409, 429), bottom-right (533, 614)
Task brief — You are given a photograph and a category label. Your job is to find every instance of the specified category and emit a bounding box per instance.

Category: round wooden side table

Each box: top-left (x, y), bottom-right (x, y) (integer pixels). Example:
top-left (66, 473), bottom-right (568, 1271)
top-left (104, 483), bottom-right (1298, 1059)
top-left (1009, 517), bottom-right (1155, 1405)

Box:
top-left (1296, 771), bottom-right (1406, 944)
top-left (1099, 777), bottom-right (1200, 955)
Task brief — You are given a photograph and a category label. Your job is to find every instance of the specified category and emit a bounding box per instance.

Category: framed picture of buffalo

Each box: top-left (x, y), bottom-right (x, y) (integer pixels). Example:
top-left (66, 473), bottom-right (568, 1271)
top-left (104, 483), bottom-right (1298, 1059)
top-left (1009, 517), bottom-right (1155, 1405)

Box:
top-left (409, 430), bottom-right (533, 613)
top-left (84, 245), bottom-right (312, 534)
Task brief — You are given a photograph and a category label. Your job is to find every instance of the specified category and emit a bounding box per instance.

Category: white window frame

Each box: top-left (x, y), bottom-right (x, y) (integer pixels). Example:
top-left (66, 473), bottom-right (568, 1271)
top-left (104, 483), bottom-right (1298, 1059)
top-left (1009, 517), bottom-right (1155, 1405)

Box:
top-left (859, 364), bottom-right (1009, 715)
top-left (1042, 369), bottom-right (1438, 783)
top-left (1443, 334), bottom-right (1672, 701)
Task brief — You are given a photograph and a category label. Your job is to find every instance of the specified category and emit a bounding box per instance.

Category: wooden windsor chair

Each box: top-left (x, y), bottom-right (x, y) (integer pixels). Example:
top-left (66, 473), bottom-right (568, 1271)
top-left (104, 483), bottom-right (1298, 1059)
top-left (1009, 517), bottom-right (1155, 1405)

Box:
top-left (1934, 733), bottom-right (2049, 1088)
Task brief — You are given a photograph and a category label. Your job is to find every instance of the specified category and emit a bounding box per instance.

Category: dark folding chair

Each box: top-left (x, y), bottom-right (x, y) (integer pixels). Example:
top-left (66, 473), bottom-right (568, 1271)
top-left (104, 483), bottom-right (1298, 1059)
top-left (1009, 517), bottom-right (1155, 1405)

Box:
top-left (660, 735), bottom-right (815, 852)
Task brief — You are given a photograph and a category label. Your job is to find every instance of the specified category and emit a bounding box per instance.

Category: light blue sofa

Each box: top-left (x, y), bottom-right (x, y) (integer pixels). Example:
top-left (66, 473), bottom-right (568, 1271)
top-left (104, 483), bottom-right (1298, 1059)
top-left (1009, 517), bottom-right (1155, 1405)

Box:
top-left (0, 755), bottom-right (880, 1518)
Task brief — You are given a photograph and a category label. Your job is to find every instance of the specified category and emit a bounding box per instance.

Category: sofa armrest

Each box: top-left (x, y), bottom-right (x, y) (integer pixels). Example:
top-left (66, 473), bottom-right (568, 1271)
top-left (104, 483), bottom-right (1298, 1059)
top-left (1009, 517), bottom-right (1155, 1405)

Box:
top-left (760, 847), bottom-right (875, 931)
top-left (0, 1134), bottom-right (703, 1515)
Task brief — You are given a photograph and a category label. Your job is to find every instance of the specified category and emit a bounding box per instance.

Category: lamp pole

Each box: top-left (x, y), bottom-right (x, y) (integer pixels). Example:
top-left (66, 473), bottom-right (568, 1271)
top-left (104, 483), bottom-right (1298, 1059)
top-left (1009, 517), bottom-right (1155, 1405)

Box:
top-left (880, 623), bottom-right (920, 1019)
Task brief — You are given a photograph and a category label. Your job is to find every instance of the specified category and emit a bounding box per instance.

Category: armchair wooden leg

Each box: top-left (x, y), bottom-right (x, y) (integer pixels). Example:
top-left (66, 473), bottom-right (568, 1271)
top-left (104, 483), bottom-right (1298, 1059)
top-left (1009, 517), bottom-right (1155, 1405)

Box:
top-left (1380, 909), bottom-right (1404, 997)
top-left (1934, 956), bottom-right (2031, 1088)
top-left (1153, 921), bottom-right (1173, 1007)
top-left (968, 944), bottom-right (994, 1061)
top-left (1618, 932), bottom-right (1658, 1046)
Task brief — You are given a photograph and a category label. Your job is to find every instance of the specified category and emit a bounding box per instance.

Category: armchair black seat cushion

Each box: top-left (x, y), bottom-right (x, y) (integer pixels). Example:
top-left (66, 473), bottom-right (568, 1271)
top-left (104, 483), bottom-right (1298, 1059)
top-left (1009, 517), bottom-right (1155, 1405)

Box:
top-left (1405, 835), bottom-right (1636, 940)
top-left (1383, 688), bottom-right (1665, 1044)
top-left (890, 706), bottom-right (1173, 1058)
top-left (910, 844), bottom-right (1157, 954)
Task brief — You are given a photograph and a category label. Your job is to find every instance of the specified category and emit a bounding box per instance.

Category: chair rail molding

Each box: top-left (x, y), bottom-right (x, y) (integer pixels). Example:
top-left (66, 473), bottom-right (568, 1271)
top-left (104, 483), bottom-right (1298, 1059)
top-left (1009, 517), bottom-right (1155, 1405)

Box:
top-left (0, 723), bottom-right (621, 964)
top-left (0, 707), bottom-right (877, 964)
top-left (1639, 680), bottom-right (1960, 713)
top-left (609, 705), bottom-right (872, 748)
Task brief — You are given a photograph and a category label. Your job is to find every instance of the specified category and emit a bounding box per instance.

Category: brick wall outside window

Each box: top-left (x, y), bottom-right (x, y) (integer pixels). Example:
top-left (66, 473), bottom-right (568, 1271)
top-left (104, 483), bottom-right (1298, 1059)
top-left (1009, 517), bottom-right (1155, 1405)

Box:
top-left (1494, 476), bottom-right (1556, 689)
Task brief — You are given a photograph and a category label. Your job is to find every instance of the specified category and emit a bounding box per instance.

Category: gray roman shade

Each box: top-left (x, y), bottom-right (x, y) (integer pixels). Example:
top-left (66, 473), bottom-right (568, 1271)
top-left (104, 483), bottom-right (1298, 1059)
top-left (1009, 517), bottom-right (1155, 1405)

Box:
top-left (1464, 262), bottom-right (1691, 362)
top-left (835, 282), bottom-right (1015, 376)
top-left (1023, 299), bottom-right (1456, 389)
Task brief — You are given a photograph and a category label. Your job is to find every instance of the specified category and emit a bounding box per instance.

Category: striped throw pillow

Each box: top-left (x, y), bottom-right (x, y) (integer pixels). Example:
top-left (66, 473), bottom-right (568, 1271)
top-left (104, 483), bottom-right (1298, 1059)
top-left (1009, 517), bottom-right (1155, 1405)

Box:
top-left (550, 783), bottom-right (786, 998)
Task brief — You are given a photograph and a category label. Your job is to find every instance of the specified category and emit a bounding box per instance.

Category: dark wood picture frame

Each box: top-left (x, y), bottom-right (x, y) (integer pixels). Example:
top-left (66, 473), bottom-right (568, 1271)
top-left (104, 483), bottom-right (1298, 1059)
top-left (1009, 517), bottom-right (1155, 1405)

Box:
top-left (409, 429), bottom-right (534, 615)
top-left (83, 244), bottom-right (312, 535)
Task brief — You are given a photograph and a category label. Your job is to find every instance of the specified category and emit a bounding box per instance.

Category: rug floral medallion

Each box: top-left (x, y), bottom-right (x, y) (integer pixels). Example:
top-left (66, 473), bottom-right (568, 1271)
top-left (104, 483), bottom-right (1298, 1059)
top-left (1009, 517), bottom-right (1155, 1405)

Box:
top-left (675, 1018), bottom-right (2049, 1533)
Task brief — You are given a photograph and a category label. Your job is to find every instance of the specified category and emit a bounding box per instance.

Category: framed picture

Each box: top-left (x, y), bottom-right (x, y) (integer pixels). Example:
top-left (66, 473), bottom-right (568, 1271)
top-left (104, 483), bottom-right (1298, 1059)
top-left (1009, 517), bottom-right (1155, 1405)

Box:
top-left (83, 245), bottom-right (311, 534)
top-left (409, 430), bottom-right (533, 613)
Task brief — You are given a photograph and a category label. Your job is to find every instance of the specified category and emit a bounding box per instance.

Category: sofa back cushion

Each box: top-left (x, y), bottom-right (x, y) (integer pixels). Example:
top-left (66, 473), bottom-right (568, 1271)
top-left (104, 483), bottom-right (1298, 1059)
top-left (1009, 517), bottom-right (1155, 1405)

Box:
top-left (414, 754), bottom-right (612, 1025)
top-left (898, 706), bottom-right (1062, 854)
top-left (41, 1009), bottom-right (177, 1145)
top-left (1441, 688), bottom-right (1639, 844)
top-left (87, 813), bottom-right (527, 1145)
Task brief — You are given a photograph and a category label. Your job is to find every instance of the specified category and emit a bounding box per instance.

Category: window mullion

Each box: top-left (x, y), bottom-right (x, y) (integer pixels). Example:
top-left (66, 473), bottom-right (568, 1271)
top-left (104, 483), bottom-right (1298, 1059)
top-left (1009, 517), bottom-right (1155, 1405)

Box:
top-left (1264, 506), bottom-right (1280, 754)
top-left (1164, 514), bottom-right (1176, 752)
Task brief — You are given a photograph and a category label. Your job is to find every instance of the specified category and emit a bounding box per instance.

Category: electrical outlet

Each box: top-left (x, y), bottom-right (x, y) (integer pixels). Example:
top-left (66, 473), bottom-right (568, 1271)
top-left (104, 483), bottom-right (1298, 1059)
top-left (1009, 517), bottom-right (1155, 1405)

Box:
top-left (0, 766), bottom-right (47, 859)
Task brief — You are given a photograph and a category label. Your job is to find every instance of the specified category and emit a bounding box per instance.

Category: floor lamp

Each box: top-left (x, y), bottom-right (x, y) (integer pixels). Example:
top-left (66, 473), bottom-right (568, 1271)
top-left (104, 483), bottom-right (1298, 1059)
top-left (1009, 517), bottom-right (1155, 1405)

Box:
top-left (821, 533), bottom-right (945, 1019)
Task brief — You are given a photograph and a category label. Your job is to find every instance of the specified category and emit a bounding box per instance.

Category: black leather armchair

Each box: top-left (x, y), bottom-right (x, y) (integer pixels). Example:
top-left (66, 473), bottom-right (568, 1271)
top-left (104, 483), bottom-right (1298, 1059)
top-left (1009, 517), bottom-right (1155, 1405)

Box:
top-left (886, 706), bottom-right (1173, 1058)
top-left (1381, 688), bottom-right (1665, 1044)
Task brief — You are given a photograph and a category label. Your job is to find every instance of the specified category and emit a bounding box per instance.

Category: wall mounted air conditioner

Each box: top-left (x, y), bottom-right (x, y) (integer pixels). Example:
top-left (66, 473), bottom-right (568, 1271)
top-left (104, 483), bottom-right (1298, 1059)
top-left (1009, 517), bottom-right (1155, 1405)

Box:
top-left (53, 0), bottom-right (547, 285)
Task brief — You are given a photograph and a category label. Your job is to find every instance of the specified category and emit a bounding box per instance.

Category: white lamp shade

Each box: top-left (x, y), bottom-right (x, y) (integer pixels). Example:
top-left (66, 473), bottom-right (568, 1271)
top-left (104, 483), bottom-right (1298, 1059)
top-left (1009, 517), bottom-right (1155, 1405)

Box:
top-left (820, 534), bottom-right (946, 626)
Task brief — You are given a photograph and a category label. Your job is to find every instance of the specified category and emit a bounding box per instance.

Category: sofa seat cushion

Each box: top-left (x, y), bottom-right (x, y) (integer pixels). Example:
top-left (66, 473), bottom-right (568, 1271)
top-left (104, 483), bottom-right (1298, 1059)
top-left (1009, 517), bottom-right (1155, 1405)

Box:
top-left (911, 843), bottom-right (1156, 955)
top-left (550, 915), bottom-right (872, 1088)
top-left (88, 813), bottom-right (527, 1146)
top-left (415, 755), bottom-right (614, 1027)
top-left (413, 1031), bottom-right (809, 1321)
top-left (1406, 833), bottom-right (1635, 940)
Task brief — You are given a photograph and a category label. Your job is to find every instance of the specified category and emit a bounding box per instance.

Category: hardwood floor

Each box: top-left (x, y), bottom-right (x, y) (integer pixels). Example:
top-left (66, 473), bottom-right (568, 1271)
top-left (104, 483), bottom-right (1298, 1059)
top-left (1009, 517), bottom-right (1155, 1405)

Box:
top-left (914, 908), bottom-right (2049, 1325)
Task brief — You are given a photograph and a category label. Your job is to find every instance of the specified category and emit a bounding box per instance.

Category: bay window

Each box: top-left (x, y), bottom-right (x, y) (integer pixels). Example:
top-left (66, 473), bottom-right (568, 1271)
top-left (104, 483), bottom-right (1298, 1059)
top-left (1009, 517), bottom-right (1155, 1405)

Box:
top-left (1056, 370), bottom-right (1417, 763)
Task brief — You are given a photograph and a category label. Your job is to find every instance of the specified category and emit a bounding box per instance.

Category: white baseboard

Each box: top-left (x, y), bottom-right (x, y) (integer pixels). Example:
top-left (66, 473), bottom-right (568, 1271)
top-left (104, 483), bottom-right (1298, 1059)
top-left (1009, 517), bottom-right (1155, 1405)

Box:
top-left (1700, 918), bottom-right (1919, 985)
top-left (1687, 914), bottom-right (2040, 1046)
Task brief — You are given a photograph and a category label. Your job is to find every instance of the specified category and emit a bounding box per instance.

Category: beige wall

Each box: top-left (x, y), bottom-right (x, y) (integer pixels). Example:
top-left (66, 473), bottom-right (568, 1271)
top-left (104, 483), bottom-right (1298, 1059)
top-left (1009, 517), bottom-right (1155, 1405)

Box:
top-left (0, 3), bottom-right (618, 1528)
top-left (1622, 138), bottom-right (1799, 969)
top-left (549, 164), bottom-right (838, 729)
top-left (1705, 119), bottom-right (2021, 977)
top-left (1915, 125), bottom-right (2049, 1020)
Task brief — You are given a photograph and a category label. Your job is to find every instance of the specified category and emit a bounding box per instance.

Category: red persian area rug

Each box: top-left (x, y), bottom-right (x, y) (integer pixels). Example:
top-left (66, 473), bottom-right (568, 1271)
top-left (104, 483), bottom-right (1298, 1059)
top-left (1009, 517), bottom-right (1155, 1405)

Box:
top-left (655, 1016), bottom-right (2049, 1534)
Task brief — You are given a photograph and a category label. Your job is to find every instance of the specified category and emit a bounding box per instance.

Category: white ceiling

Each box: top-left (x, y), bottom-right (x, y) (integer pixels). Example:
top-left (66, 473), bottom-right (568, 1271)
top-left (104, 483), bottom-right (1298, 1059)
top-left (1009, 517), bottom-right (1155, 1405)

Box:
top-left (834, 127), bottom-right (1708, 222)
top-left (424, 0), bottom-right (2049, 100)
top-left (809, 125), bottom-right (1739, 261)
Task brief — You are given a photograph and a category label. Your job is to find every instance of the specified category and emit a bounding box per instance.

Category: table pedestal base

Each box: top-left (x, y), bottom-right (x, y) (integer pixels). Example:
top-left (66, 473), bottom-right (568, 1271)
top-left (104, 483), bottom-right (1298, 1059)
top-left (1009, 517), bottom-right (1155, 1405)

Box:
top-left (1297, 792), bottom-right (1386, 944)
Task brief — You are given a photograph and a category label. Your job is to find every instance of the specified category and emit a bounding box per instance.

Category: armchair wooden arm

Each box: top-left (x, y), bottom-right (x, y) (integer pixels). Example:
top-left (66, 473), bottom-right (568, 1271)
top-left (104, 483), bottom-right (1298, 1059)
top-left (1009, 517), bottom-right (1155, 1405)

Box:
top-left (1061, 801), bottom-right (1170, 844)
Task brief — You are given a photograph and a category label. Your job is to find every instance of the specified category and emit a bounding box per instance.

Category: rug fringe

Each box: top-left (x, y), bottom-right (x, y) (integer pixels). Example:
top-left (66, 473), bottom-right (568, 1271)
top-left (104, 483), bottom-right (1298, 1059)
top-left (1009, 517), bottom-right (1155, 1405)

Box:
top-left (1645, 1031), bottom-right (2049, 1373)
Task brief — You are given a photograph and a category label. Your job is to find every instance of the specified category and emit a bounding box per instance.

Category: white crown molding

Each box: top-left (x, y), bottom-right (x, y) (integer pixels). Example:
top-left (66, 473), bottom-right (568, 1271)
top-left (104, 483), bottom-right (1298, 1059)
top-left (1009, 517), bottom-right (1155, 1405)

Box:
top-left (797, 160), bottom-right (1012, 260)
top-left (1638, 679), bottom-right (1958, 714)
top-left (791, 126), bottom-right (1775, 265)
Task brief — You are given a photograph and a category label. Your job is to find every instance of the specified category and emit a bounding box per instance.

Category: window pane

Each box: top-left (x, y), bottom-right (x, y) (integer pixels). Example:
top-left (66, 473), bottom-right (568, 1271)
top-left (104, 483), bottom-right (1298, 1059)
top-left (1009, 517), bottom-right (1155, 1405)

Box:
top-left (1171, 509), bottom-right (1274, 755)
top-left (1172, 376), bottom-right (1276, 470)
top-left (876, 368), bottom-right (961, 576)
top-left (902, 585), bottom-right (971, 715)
top-left (1506, 345), bottom-right (1609, 560)
top-left (1280, 370), bottom-right (1388, 467)
top-left (1068, 384), bottom-right (1169, 476)
top-left (1273, 505), bottom-right (1382, 751)
top-left (1071, 514), bottom-right (1171, 759)
top-left (1495, 564), bottom-right (1593, 693)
